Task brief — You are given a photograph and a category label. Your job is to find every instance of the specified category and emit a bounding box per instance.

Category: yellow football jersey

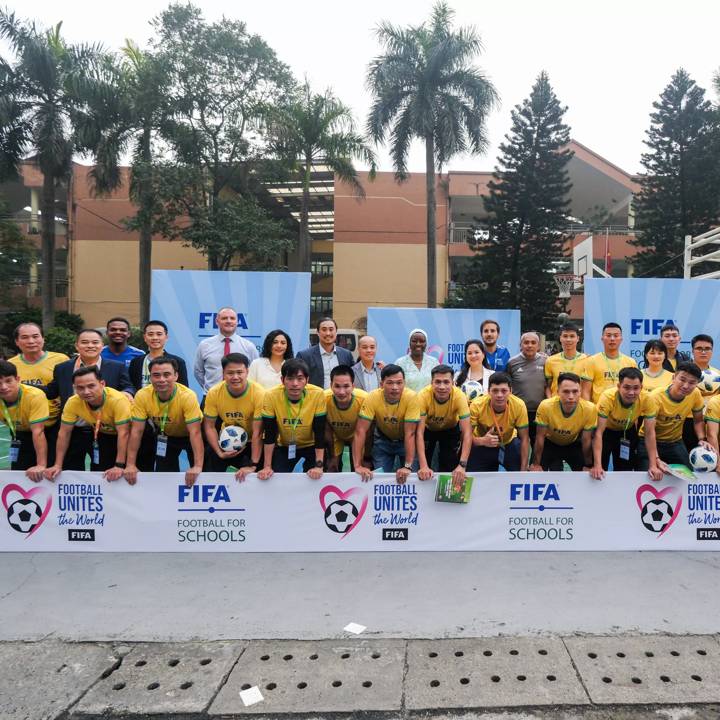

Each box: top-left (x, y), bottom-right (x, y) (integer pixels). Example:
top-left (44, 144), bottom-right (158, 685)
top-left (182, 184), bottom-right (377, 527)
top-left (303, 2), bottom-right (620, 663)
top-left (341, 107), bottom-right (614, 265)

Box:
top-left (62, 387), bottom-right (131, 436)
top-left (261, 384), bottom-right (326, 448)
top-left (204, 380), bottom-right (264, 432)
top-left (131, 383), bottom-right (202, 438)
top-left (596, 387), bottom-right (655, 433)
top-left (417, 385), bottom-right (470, 431)
top-left (0, 384), bottom-right (49, 434)
top-left (470, 394), bottom-right (529, 445)
top-left (641, 369), bottom-right (674, 393)
top-left (581, 352), bottom-right (637, 403)
top-left (324, 388), bottom-right (367, 455)
top-left (544, 352), bottom-right (586, 396)
top-left (359, 388), bottom-right (420, 441)
top-left (640, 386), bottom-right (704, 442)
top-left (9, 351), bottom-right (68, 425)
top-left (705, 395), bottom-right (720, 424)
top-left (535, 396), bottom-right (597, 445)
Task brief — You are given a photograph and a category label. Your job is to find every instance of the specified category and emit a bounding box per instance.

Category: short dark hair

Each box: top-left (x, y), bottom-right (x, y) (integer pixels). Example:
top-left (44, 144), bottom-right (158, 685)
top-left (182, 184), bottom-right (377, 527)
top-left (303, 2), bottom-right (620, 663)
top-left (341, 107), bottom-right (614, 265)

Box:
top-left (106, 316), bottom-right (131, 330)
top-left (642, 339), bottom-right (666, 367)
top-left (316, 316), bottom-right (337, 331)
top-left (559, 323), bottom-right (579, 335)
top-left (14, 322), bottom-right (43, 340)
top-left (602, 322), bottom-right (622, 333)
top-left (557, 372), bottom-right (582, 387)
top-left (76, 328), bottom-right (104, 340)
top-left (692, 334), bottom-right (714, 348)
top-left (480, 319), bottom-right (500, 333)
top-left (676, 361), bottom-right (702, 381)
top-left (222, 352), bottom-right (249, 369)
top-left (143, 320), bottom-right (168, 333)
top-left (0, 360), bottom-right (18, 379)
top-left (618, 367), bottom-right (643, 384)
top-left (431, 364), bottom-right (454, 378)
top-left (488, 371), bottom-right (512, 388)
top-left (381, 363), bottom-right (404, 380)
top-left (148, 356), bottom-right (179, 373)
top-left (660, 324), bottom-right (680, 335)
top-left (331, 364), bottom-right (355, 383)
top-left (261, 329), bottom-right (294, 360)
top-left (72, 365), bottom-right (102, 382)
top-left (281, 358), bottom-right (309, 379)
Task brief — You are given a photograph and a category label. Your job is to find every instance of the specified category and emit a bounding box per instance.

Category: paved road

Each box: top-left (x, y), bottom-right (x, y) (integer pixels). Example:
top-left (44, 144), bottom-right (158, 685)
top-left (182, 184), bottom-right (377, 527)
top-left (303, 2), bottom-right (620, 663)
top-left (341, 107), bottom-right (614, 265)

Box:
top-left (2, 551), bottom-right (719, 641)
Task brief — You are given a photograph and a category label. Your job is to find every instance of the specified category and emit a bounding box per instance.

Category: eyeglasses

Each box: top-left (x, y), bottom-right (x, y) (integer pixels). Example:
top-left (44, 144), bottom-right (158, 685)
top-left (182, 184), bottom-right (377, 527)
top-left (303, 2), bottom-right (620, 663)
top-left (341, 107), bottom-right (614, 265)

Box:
top-left (695, 347), bottom-right (713, 353)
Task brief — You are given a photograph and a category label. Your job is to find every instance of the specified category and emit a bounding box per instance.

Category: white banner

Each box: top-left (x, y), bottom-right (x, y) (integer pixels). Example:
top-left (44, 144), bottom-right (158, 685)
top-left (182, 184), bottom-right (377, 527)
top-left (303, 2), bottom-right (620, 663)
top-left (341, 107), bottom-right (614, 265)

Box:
top-left (1, 471), bottom-right (719, 552)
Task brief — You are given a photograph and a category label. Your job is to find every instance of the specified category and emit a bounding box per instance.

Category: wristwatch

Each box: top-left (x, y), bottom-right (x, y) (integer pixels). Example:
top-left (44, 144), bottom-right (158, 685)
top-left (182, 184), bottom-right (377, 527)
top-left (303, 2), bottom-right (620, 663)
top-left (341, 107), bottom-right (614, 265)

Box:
top-left (458, 460), bottom-right (468, 469)
top-left (315, 460), bottom-right (324, 468)
top-left (115, 462), bottom-right (127, 469)
top-left (403, 462), bottom-right (413, 470)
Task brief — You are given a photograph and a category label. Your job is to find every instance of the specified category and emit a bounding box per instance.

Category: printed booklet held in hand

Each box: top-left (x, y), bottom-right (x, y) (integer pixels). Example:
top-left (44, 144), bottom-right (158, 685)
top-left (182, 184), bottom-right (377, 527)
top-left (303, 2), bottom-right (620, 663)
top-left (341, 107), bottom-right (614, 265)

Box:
top-left (435, 474), bottom-right (473, 503)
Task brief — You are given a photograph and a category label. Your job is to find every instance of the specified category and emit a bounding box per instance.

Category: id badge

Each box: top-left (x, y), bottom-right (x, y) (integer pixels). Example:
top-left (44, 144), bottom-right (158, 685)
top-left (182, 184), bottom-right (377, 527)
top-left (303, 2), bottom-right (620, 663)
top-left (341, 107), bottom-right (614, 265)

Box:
top-left (497, 446), bottom-right (505, 467)
top-left (92, 441), bottom-right (100, 465)
top-left (288, 443), bottom-right (297, 460)
top-left (156, 434), bottom-right (168, 458)
top-left (619, 439), bottom-right (631, 461)
top-left (9, 439), bottom-right (20, 463)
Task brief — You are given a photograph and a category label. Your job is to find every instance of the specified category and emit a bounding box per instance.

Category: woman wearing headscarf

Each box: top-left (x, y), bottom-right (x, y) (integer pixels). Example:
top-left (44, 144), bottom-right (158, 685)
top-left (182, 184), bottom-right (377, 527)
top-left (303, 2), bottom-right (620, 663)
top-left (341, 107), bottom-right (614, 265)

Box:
top-left (394, 328), bottom-right (439, 393)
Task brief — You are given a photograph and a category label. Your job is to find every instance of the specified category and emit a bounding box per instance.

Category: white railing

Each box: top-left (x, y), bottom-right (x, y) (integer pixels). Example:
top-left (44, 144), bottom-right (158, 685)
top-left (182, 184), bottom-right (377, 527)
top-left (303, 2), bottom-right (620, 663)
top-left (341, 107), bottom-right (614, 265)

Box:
top-left (684, 227), bottom-right (720, 279)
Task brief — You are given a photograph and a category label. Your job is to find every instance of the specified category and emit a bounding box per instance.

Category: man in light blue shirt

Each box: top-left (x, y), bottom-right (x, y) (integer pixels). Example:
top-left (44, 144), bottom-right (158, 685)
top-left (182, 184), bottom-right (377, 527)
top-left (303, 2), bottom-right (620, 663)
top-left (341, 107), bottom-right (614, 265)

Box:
top-left (481, 319), bottom-right (511, 371)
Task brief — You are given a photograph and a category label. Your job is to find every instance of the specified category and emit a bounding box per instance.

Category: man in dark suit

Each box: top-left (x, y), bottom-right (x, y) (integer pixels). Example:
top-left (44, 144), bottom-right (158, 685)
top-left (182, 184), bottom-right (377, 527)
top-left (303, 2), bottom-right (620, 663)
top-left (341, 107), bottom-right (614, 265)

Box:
top-left (296, 317), bottom-right (354, 389)
top-left (45, 328), bottom-right (134, 469)
top-left (128, 320), bottom-right (188, 392)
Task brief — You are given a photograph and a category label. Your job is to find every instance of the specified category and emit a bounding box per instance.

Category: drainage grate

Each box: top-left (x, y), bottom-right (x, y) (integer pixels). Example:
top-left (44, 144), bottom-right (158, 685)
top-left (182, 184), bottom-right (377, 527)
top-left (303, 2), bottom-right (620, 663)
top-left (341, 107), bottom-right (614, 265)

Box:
top-left (208, 640), bottom-right (404, 714)
top-left (404, 638), bottom-right (588, 709)
top-left (73, 641), bottom-right (244, 716)
top-left (564, 635), bottom-right (720, 704)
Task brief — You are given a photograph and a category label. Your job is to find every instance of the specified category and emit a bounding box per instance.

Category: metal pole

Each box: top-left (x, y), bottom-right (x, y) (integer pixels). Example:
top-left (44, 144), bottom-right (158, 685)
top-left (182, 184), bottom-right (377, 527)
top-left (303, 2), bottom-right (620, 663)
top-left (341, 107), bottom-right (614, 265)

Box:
top-left (684, 234), bottom-right (692, 279)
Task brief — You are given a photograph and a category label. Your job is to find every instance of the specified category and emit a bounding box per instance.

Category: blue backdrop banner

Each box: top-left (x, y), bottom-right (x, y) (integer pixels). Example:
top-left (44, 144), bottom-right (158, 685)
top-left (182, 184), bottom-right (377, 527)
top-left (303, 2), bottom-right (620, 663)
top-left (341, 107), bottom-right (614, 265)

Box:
top-left (367, 308), bottom-right (521, 371)
top-left (150, 270), bottom-right (311, 393)
top-left (583, 278), bottom-right (720, 362)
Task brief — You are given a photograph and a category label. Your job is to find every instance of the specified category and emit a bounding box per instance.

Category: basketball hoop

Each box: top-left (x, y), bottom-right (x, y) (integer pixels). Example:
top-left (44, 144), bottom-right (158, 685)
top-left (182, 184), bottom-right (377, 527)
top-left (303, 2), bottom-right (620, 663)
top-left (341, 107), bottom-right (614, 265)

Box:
top-left (554, 273), bottom-right (581, 299)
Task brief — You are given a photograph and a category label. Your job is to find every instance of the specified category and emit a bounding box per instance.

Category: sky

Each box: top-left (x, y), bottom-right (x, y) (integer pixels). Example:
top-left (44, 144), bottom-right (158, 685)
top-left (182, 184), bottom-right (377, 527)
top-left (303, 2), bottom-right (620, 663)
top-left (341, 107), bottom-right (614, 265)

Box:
top-left (4, 0), bottom-right (719, 175)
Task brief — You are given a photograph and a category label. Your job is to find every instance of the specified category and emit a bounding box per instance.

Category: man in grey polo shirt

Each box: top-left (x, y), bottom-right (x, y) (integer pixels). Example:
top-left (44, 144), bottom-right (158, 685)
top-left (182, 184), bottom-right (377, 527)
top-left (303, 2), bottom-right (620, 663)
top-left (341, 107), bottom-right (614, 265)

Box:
top-left (507, 332), bottom-right (546, 447)
top-left (194, 307), bottom-right (259, 395)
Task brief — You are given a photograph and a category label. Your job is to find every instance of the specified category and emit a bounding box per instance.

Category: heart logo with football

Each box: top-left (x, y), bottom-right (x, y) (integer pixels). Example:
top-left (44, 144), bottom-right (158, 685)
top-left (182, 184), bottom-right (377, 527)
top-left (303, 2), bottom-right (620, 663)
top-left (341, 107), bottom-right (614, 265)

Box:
top-left (319, 485), bottom-right (368, 537)
top-left (2, 483), bottom-right (53, 537)
top-left (636, 484), bottom-right (682, 537)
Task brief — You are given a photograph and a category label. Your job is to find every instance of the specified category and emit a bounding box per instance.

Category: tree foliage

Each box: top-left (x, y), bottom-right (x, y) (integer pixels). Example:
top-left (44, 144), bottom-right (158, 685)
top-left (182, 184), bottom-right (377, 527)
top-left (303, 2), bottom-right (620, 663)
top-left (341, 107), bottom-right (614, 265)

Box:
top-left (0, 200), bottom-right (35, 302)
top-left (447, 72), bottom-right (572, 332)
top-left (630, 69), bottom-right (720, 277)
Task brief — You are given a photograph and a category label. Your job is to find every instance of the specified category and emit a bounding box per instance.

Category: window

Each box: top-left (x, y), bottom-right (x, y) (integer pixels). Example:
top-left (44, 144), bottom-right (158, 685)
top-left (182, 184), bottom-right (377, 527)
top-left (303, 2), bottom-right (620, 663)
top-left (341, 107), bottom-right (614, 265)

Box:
top-left (311, 294), bottom-right (333, 315)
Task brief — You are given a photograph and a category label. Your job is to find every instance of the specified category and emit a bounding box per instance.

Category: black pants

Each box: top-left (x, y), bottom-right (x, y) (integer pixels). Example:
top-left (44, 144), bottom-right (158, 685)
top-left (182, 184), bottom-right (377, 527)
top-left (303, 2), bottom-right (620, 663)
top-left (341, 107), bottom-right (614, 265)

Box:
top-left (468, 437), bottom-right (522, 472)
top-left (683, 418), bottom-right (698, 453)
top-left (44, 422), bottom-right (58, 467)
top-left (153, 435), bottom-right (195, 472)
top-left (136, 425), bottom-right (158, 472)
top-left (601, 428), bottom-right (637, 471)
top-left (527, 411), bottom-right (538, 450)
top-left (10, 430), bottom-right (39, 471)
top-left (424, 425), bottom-right (461, 471)
top-left (541, 439), bottom-right (585, 471)
top-left (271, 445), bottom-right (316, 472)
top-left (636, 437), bottom-right (690, 470)
top-left (205, 446), bottom-right (253, 472)
top-left (63, 427), bottom-right (93, 471)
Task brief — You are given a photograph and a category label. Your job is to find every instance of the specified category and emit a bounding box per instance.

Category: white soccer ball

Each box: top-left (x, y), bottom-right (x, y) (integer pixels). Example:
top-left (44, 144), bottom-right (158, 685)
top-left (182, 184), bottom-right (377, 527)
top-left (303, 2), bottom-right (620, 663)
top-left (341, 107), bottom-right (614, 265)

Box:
top-left (461, 380), bottom-right (484, 401)
top-left (324, 500), bottom-right (359, 534)
top-left (700, 368), bottom-right (720, 394)
top-left (690, 446), bottom-right (718, 473)
top-left (641, 499), bottom-right (673, 533)
top-left (219, 425), bottom-right (248, 453)
top-left (7, 498), bottom-right (43, 534)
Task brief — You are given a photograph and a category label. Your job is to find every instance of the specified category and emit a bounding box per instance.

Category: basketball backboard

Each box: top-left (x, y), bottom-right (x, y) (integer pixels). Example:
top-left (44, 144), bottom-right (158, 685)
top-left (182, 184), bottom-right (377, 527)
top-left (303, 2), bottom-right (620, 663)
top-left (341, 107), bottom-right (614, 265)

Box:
top-left (572, 235), bottom-right (593, 289)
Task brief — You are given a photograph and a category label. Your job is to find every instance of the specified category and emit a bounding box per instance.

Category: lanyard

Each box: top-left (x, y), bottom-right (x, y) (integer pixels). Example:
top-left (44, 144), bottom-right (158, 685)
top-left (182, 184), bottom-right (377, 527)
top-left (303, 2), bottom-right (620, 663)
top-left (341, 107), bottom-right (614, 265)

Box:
top-left (89, 390), bottom-right (106, 443)
top-left (0, 387), bottom-right (21, 438)
top-left (489, 403), bottom-right (506, 447)
top-left (620, 399), bottom-right (636, 438)
top-left (284, 390), bottom-right (305, 441)
top-left (142, 354), bottom-right (151, 387)
top-left (154, 388), bottom-right (175, 435)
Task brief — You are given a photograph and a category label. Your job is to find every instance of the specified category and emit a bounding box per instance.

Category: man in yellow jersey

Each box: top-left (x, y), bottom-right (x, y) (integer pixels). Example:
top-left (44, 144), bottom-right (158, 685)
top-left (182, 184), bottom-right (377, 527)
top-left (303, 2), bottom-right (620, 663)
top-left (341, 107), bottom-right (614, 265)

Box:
top-left (258, 358), bottom-right (326, 479)
top-left (416, 364), bottom-right (471, 482)
top-left (10, 322), bottom-right (68, 465)
top-left (45, 366), bottom-right (131, 481)
top-left (638, 362), bottom-right (709, 480)
top-left (0, 360), bottom-right (49, 481)
top-left (704, 393), bottom-right (720, 467)
top-left (468, 371), bottom-right (529, 472)
top-left (660, 324), bottom-right (690, 372)
top-left (203, 353), bottom-right (264, 478)
top-left (590, 367), bottom-right (654, 478)
top-left (531, 373), bottom-right (597, 471)
top-left (544, 323), bottom-right (586, 397)
top-left (682, 334), bottom-right (720, 450)
top-left (324, 365), bottom-right (368, 472)
top-left (353, 364), bottom-right (421, 483)
top-left (125, 357), bottom-right (204, 486)
top-left (581, 322), bottom-right (637, 403)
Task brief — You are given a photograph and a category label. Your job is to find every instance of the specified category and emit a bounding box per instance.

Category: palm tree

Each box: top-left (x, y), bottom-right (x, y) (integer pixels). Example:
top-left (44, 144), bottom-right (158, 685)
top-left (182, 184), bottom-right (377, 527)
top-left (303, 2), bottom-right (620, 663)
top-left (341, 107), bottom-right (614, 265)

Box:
top-left (0, 12), bottom-right (102, 328)
top-left (366, 2), bottom-right (498, 307)
top-left (268, 81), bottom-right (375, 273)
top-left (77, 41), bottom-right (168, 326)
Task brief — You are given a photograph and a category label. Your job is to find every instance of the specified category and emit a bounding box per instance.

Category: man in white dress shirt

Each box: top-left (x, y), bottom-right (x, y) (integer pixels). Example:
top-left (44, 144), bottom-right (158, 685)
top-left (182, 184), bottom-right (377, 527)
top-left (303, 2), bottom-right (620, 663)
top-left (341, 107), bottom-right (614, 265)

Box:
top-left (193, 307), bottom-right (259, 395)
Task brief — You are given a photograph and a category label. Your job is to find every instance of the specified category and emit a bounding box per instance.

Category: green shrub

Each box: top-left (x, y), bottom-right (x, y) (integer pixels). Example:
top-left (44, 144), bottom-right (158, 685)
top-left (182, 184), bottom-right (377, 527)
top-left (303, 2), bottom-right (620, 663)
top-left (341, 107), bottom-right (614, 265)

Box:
top-left (43, 326), bottom-right (77, 357)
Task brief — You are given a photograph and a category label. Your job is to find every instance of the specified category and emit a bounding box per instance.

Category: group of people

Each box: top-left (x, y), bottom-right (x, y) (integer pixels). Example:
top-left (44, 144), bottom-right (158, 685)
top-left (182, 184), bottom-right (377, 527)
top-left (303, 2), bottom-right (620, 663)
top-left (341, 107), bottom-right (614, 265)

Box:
top-left (2, 309), bottom-right (718, 487)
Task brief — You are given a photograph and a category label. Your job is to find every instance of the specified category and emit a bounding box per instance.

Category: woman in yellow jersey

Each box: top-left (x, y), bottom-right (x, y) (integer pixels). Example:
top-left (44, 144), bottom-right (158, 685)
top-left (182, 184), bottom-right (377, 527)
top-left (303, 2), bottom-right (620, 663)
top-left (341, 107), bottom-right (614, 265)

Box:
top-left (641, 340), bottom-right (673, 392)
